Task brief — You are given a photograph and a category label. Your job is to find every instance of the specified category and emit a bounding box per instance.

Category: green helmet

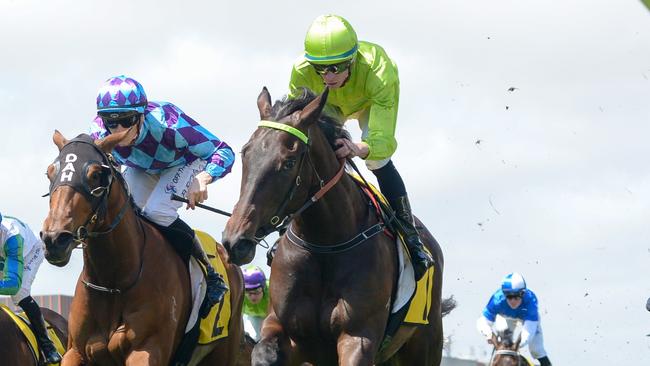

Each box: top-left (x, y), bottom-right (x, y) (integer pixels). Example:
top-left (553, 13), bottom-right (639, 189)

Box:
top-left (304, 15), bottom-right (358, 65)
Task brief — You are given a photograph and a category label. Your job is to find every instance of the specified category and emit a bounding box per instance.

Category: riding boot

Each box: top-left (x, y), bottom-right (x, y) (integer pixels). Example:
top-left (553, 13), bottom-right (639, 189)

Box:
top-left (18, 297), bottom-right (62, 365)
top-left (391, 195), bottom-right (434, 281)
top-left (538, 356), bottom-right (552, 366)
top-left (167, 217), bottom-right (228, 318)
top-left (190, 234), bottom-right (229, 318)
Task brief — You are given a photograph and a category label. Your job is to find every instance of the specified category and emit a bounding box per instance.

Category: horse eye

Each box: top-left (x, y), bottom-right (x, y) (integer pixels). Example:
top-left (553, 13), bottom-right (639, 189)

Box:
top-left (283, 158), bottom-right (296, 170)
top-left (46, 162), bottom-right (60, 181)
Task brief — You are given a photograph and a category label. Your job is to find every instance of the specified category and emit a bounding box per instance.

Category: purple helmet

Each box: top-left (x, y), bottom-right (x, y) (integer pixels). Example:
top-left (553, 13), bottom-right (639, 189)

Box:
top-left (96, 75), bottom-right (148, 113)
top-left (243, 265), bottom-right (266, 290)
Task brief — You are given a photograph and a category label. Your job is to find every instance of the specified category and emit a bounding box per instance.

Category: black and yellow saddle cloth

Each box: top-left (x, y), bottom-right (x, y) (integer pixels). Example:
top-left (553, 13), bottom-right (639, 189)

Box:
top-left (0, 304), bottom-right (66, 365)
top-left (194, 230), bottom-right (232, 344)
top-left (347, 173), bottom-right (435, 327)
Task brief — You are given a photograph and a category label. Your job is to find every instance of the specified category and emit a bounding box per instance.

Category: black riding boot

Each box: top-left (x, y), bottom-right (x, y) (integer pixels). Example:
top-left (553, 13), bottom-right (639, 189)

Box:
top-left (538, 356), bottom-right (552, 366)
top-left (392, 195), bottom-right (434, 281)
top-left (18, 297), bottom-right (62, 365)
top-left (168, 218), bottom-right (228, 318)
top-left (190, 234), bottom-right (229, 317)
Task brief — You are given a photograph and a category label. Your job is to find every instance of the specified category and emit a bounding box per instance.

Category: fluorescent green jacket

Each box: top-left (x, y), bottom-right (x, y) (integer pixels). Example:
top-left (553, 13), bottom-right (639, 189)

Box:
top-left (289, 41), bottom-right (400, 161)
top-left (243, 280), bottom-right (270, 318)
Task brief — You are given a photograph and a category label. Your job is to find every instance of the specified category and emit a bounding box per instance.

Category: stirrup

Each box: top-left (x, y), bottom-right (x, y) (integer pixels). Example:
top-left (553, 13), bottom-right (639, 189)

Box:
top-left (41, 344), bottom-right (62, 364)
top-left (200, 270), bottom-right (228, 318)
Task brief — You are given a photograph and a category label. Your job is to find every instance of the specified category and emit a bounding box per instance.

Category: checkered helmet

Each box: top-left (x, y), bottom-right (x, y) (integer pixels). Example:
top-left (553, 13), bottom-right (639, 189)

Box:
top-left (96, 75), bottom-right (148, 114)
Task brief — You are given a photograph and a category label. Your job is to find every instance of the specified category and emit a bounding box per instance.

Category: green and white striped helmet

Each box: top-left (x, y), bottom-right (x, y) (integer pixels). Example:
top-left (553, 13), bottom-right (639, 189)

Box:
top-left (304, 15), bottom-right (358, 65)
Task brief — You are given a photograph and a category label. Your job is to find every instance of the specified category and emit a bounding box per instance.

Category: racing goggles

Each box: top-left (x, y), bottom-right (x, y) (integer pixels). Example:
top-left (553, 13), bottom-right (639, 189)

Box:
top-left (99, 111), bottom-right (141, 129)
top-left (505, 292), bottom-right (523, 300)
top-left (310, 59), bottom-right (354, 75)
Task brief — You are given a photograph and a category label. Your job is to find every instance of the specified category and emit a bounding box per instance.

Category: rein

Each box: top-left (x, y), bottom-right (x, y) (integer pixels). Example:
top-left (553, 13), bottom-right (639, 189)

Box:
top-left (255, 120), bottom-right (383, 253)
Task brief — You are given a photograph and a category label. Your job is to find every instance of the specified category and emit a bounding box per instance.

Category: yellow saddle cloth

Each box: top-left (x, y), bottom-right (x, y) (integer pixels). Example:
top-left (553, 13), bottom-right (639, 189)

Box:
top-left (0, 304), bottom-right (66, 365)
top-left (195, 230), bottom-right (233, 344)
top-left (347, 173), bottom-right (434, 325)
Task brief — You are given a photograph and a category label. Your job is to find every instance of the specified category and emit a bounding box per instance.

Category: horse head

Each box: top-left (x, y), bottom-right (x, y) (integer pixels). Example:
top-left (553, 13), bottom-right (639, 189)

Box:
top-left (40, 129), bottom-right (132, 266)
top-left (222, 87), bottom-right (347, 265)
top-left (490, 330), bottom-right (523, 366)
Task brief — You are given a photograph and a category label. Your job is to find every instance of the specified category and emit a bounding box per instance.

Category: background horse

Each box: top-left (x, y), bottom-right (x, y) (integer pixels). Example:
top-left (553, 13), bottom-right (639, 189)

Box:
top-left (40, 130), bottom-right (244, 366)
top-left (490, 329), bottom-right (530, 366)
top-left (223, 87), bottom-right (454, 365)
top-left (0, 306), bottom-right (68, 365)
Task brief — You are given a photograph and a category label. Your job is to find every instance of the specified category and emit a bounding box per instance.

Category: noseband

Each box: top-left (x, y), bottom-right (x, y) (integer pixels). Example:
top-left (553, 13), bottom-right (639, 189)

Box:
top-left (490, 349), bottom-right (525, 366)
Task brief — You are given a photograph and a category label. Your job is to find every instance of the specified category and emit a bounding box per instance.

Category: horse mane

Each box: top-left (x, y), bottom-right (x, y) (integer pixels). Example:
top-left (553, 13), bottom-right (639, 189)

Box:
top-left (272, 88), bottom-right (351, 148)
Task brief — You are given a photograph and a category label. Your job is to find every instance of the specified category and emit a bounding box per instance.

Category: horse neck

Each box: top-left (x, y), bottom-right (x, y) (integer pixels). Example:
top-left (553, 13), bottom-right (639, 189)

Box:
top-left (83, 181), bottom-right (144, 289)
top-left (292, 130), bottom-right (370, 244)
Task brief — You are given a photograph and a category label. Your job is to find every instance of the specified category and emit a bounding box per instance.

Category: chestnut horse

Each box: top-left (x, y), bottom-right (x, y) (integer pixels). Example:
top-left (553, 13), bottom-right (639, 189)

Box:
top-left (40, 131), bottom-right (244, 365)
top-left (223, 87), bottom-right (453, 365)
top-left (0, 306), bottom-right (68, 365)
top-left (490, 330), bottom-right (530, 366)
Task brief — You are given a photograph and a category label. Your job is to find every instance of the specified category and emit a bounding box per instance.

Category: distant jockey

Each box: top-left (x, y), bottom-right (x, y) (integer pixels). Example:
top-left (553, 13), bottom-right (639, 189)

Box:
top-left (477, 272), bottom-right (552, 366)
top-left (242, 265), bottom-right (270, 342)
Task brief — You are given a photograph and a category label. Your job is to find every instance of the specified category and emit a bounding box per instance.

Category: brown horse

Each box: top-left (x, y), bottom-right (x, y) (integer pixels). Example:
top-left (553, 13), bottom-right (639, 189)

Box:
top-left (222, 87), bottom-right (454, 365)
top-left (40, 131), bottom-right (244, 366)
top-left (489, 330), bottom-right (530, 366)
top-left (0, 306), bottom-right (68, 365)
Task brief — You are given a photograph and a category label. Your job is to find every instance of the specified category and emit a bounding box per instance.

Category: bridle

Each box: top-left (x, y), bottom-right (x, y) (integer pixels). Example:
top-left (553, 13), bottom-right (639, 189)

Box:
top-left (253, 121), bottom-right (384, 254)
top-left (48, 137), bottom-right (143, 294)
top-left (490, 349), bottom-right (525, 366)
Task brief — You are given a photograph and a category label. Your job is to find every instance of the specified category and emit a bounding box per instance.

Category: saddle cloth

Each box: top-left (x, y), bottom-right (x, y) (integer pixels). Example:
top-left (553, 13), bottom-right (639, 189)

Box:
top-left (187, 230), bottom-right (232, 344)
top-left (348, 172), bottom-right (434, 325)
top-left (0, 304), bottom-right (66, 365)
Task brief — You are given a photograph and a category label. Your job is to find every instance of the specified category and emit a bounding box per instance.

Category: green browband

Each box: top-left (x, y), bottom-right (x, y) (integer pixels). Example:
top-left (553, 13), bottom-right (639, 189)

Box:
top-left (258, 121), bottom-right (309, 144)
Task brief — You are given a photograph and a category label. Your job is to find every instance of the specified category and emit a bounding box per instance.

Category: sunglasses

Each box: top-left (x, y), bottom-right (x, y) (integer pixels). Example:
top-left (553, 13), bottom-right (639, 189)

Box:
top-left (100, 112), bottom-right (141, 129)
top-left (246, 287), bottom-right (263, 295)
top-left (506, 294), bottom-right (522, 300)
top-left (310, 59), bottom-right (353, 75)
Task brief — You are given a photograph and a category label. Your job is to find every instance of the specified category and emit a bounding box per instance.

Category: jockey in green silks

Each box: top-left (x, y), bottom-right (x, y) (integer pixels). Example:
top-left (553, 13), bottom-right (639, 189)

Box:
top-left (288, 14), bottom-right (433, 280)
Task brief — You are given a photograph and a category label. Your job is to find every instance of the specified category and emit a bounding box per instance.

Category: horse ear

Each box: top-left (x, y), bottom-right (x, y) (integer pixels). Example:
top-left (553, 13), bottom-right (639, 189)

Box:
top-left (52, 130), bottom-right (68, 151)
top-left (514, 334), bottom-right (521, 350)
top-left (295, 88), bottom-right (329, 128)
top-left (95, 126), bottom-right (137, 153)
top-left (257, 87), bottom-right (272, 120)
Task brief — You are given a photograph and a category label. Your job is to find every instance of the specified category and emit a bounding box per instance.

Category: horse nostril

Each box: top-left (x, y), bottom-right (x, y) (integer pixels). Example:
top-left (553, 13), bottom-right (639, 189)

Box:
top-left (40, 232), bottom-right (54, 247)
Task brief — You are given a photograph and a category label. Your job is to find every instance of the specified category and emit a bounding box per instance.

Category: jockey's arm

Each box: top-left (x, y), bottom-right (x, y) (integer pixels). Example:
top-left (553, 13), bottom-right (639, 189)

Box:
top-left (519, 320), bottom-right (538, 347)
top-left (179, 117), bottom-right (235, 183)
top-left (0, 234), bottom-right (24, 295)
top-left (363, 76), bottom-right (399, 161)
top-left (476, 315), bottom-right (495, 340)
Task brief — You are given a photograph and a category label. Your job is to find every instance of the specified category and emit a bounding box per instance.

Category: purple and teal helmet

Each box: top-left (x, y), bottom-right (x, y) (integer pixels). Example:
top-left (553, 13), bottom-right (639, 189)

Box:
top-left (96, 75), bottom-right (148, 114)
top-left (501, 272), bottom-right (526, 296)
top-left (243, 265), bottom-right (266, 290)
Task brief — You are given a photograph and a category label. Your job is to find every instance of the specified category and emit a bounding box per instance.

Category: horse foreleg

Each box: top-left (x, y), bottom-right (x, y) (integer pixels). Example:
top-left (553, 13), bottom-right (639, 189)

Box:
top-left (61, 347), bottom-right (85, 366)
top-left (252, 312), bottom-right (291, 366)
top-left (337, 333), bottom-right (378, 366)
top-left (125, 348), bottom-right (163, 366)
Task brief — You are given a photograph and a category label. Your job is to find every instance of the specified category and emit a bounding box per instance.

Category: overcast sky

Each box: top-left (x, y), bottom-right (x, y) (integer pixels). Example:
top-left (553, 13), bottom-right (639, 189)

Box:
top-left (1, 0), bottom-right (649, 364)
